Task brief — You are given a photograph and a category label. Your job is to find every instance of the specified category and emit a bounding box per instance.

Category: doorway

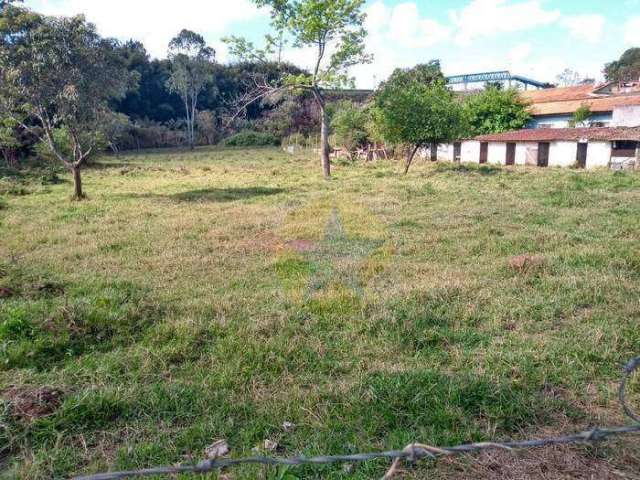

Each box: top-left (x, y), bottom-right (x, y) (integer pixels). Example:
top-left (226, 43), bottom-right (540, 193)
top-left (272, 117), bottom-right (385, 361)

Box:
top-left (479, 142), bottom-right (488, 164)
top-left (453, 142), bottom-right (461, 162)
top-left (537, 142), bottom-right (550, 167)
top-left (506, 143), bottom-right (516, 166)
top-left (576, 143), bottom-right (588, 168)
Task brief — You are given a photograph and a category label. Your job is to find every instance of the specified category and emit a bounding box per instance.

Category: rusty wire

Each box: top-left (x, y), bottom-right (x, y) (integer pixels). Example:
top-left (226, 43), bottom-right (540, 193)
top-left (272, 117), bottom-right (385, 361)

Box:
top-left (74, 357), bottom-right (640, 480)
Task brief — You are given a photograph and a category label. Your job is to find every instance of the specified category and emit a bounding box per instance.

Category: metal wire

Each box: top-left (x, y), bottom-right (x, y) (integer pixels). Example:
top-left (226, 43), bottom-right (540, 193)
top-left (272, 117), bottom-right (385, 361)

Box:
top-left (74, 357), bottom-right (640, 480)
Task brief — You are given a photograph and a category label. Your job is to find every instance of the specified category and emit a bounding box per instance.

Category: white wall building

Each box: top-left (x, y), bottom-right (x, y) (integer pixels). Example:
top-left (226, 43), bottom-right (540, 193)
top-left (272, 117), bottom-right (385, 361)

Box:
top-left (434, 127), bottom-right (640, 170)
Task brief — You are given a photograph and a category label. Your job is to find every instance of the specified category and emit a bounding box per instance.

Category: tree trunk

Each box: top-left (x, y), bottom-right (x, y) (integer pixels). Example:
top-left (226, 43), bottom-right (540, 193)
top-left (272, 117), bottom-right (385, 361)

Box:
top-left (404, 145), bottom-right (420, 175)
top-left (72, 166), bottom-right (85, 200)
top-left (320, 105), bottom-right (331, 179)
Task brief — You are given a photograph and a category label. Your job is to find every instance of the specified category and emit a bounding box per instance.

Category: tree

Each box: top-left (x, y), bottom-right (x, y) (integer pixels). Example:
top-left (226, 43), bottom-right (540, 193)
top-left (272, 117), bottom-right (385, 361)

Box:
top-left (555, 68), bottom-right (591, 87)
top-left (167, 30), bottom-right (215, 150)
top-left (374, 65), bottom-right (466, 174)
top-left (570, 103), bottom-right (592, 127)
top-left (0, 9), bottom-right (132, 198)
top-left (604, 48), bottom-right (640, 83)
top-left (463, 87), bottom-right (531, 136)
top-left (331, 101), bottom-right (369, 160)
top-left (226, 0), bottom-right (372, 179)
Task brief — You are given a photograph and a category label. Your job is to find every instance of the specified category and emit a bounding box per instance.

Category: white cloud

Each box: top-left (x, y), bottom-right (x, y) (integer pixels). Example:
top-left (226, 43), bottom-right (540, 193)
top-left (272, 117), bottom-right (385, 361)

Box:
top-left (625, 16), bottom-right (640, 45)
top-left (349, 1), bottom-right (450, 88)
top-left (449, 0), bottom-right (561, 46)
top-left (27, 0), bottom-right (261, 58)
top-left (561, 14), bottom-right (606, 44)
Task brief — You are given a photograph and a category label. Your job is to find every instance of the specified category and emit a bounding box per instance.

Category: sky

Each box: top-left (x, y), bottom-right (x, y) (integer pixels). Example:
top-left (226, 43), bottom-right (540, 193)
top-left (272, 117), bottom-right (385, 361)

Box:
top-left (24, 0), bottom-right (640, 89)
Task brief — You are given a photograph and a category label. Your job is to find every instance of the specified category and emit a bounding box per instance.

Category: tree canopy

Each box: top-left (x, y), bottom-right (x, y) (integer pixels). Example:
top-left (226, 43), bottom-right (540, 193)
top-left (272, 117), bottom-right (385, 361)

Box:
top-left (374, 63), bottom-right (466, 174)
top-left (463, 87), bottom-right (531, 136)
top-left (0, 9), bottom-right (133, 197)
top-left (604, 48), bottom-right (640, 83)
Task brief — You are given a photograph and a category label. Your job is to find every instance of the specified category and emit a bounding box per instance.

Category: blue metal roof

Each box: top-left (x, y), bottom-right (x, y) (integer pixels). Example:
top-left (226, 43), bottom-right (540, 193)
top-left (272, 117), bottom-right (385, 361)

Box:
top-left (447, 71), bottom-right (549, 89)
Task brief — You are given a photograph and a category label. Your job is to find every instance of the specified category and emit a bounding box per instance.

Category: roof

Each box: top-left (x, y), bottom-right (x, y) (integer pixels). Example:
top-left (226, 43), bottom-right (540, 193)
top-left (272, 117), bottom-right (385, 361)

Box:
top-left (474, 127), bottom-right (640, 143)
top-left (521, 83), bottom-right (640, 116)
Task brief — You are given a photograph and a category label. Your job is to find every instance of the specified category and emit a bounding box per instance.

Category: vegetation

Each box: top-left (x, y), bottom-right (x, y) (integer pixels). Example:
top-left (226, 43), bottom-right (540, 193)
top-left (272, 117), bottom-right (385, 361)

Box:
top-left (570, 104), bottom-right (593, 128)
top-left (1, 147), bottom-right (639, 479)
top-left (374, 63), bottom-right (466, 174)
top-left (604, 48), bottom-right (640, 83)
top-left (223, 130), bottom-right (280, 147)
top-left (331, 102), bottom-right (370, 159)
top-left (463, 87), bottom-right (532, 136)
top-left (166, 30), bottom-right (216, 150)
top-left (225, 0), bottom-right (372, 178)
top-left (0, 7), bottom-right (132, 198)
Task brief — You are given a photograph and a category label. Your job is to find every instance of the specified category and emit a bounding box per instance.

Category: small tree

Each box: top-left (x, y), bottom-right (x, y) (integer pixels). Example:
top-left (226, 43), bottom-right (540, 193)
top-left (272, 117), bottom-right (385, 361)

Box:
top-left (331, 102), bottom-right (369, 160)
top-left (464, 87), bottom-right (531, 136)
top-left (374, 65), bottom-right (466, 174)
top-left (0, 10), bottom-right (132, 198)
top-left (571, 104), bottom-right (592, 127)
top-left (226, 0), bottom-right (371, 179)
top-left (167, 30), bottom-right (215, 150)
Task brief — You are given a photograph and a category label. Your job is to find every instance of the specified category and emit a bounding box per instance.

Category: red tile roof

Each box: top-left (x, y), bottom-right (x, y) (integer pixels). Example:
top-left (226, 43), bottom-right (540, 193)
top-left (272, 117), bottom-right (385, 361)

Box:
top-left (474, 127), bottom-right (640, 143)
top-left (521, 84), bottom-right (640, 115)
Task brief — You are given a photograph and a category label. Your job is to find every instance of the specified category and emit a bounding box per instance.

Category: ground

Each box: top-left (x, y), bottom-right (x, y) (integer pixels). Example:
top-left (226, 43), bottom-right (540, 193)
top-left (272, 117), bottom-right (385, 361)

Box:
top-left (0, 147), bottom-right (639, 479)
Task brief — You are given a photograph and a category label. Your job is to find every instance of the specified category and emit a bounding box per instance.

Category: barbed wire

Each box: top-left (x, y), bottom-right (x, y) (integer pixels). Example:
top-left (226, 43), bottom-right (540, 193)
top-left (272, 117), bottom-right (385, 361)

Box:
top-left (75, 357), bottom-right (640, 480)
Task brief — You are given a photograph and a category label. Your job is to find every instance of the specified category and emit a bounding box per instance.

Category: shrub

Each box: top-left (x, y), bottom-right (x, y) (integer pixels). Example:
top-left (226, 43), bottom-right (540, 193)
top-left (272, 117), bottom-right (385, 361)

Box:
top-left (223, 130), bottom-right (280, 147)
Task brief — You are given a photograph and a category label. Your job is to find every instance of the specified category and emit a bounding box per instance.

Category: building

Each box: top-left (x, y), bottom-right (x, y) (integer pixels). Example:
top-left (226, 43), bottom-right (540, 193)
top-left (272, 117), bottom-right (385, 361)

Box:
top-left (435, 127), bottom-right (640, 170)
top-left (522, 83), bottom-right (640, 129)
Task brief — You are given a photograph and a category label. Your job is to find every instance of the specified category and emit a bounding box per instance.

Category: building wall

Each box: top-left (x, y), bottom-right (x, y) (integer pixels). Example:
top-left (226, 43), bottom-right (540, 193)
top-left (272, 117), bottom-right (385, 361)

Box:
top-left (488, 142), bottom-right (506, 164)
top-left (436, 143), bottom-right (454, 161)
top-left (549, 141), bottom-right (578, 167)
top-left (612, 106), bottom-right (640, 127)
top-left (461, 141), bottom-right (480, 163)
top-left (528, 112), bottom-right (612, 129)
top-left (586, 141), bottom-right (611, 168)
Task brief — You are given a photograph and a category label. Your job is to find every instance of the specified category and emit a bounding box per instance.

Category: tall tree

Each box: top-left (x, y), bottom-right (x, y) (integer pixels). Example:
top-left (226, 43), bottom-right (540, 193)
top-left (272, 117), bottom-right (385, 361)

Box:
top-left (604, 48), bottom-right (640, 83)
top-left (226, 0), bottom-right (372, 179)
top-left (166, 30), bottom-right (215, 150)
top-left (374, 64), bottom-right (466, 174)
top-left (463, 87), bottom-right (531, 136)
top-left (0, 9), bottom-right (132, 198)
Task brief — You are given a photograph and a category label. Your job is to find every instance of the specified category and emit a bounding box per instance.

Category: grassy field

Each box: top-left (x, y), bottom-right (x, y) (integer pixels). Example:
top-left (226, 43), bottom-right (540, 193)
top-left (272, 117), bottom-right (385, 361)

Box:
top-left (1, 147), bottom-right (639, 479)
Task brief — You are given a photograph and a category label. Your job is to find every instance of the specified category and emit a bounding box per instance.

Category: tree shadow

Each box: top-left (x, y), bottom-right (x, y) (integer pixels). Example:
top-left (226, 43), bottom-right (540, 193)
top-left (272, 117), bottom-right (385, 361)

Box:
top-left (171, 187), bottom-right (286, 202)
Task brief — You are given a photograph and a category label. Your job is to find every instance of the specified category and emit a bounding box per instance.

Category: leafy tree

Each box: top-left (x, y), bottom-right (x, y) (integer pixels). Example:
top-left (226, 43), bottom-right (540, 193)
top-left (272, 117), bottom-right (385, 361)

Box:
top-left (226, 0), bottom-right (372, 179)
top-left (556, 68), bottom-right (585, 87)
top-left (167, 30), bottom-right (216, 150)
top-left (374, 65), bottom-right (466, 174)
top-left (0, 9), bottom-right (132, 198)
top-left (331, 101), bottom-right (369, 160)
top-left (570, 104), bottom-right (592, 127)
top-left (0, 117), bottom-right (21, 167)
top-left (463, 87), bottom-right (531, 136)
top-left (604, 48), bottom-right (640, 83)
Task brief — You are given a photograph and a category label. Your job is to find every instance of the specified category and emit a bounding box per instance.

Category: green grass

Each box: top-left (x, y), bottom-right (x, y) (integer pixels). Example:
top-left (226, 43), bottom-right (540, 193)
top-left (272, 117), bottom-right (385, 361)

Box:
top-left (1, 147), bottom-right (639, 479)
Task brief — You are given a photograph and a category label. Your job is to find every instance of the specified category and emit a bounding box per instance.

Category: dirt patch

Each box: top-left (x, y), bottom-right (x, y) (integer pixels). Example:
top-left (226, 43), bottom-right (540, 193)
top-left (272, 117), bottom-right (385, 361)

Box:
top-left (509, 254), bottom-right (546, 273)
top-left (32, 281), bottom-right (65, 296)
top-left (0, 286), bottom-right (14, 298)
top-left (433, 442), bottom-right (639, 480)
top-left (234, 233), bottom-right (285, 253)
top-left (3, 386), bottom-right (64, 422)
top-left (285, 239), bottom-right (317, 253)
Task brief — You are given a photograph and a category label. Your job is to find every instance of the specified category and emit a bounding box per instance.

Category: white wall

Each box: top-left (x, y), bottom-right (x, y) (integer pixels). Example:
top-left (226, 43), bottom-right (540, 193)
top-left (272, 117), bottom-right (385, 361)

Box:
top-left (515, 143), bottom-right (529, 165)
top-left (549, 141), bottom-right (578, 167)
top-left (586, 141), bottom-right (611, 168)
top-left (612, 106), bottom-right (640, 127)
top-left (437, 144), bottom-right (454, 161)
top-left (461, 141), bottom-right (480, 163)
top-left (488, 142), bottom-right (506, 165)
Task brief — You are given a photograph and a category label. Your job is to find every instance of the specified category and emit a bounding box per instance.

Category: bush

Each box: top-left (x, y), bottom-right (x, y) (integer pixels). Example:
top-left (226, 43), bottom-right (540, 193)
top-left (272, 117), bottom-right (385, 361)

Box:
top-left (223, 130), bottom-right (280, 147)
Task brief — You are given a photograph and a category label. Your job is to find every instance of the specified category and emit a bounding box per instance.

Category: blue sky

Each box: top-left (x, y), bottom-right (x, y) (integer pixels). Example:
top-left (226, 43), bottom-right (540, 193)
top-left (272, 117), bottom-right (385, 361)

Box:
top-left (24, 0), bottom-right (640, 88)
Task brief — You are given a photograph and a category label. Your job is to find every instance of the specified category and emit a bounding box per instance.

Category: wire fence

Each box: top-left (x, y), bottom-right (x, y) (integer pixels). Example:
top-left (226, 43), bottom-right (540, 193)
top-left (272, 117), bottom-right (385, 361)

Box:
top-left (75, 357), bottom-right (640, 480)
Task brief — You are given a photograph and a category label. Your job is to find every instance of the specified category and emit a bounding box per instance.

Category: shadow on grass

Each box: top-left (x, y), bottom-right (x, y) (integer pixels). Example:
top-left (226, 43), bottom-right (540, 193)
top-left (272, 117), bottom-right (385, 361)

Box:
top-left (433, 163), bottom-right (506, 176)
top-left (172, 187), bottom-right (286, 202)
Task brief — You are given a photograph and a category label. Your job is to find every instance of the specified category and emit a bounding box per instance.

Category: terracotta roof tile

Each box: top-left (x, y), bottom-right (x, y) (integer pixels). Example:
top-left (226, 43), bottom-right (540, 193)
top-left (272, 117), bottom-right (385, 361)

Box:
top-left (521, 84), bottom-right (602, 103)
top-left (474, 127), bottom-right (640, 143)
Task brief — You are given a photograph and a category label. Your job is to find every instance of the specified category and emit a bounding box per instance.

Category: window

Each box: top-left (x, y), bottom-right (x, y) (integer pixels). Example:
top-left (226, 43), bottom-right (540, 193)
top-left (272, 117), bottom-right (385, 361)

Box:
top-left (612, 140), bottom-right (638, 157)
